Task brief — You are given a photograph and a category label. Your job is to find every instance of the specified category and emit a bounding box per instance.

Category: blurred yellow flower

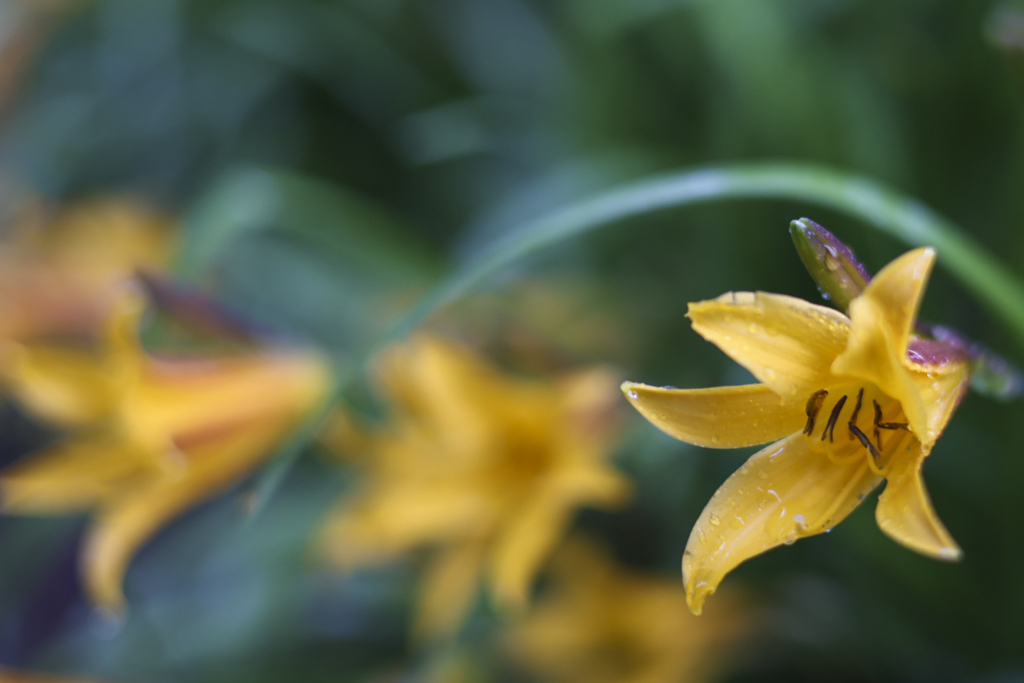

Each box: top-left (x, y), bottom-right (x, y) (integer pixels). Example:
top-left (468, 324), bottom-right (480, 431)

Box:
top-left (0, 665), bottom-right (102, 683)
top-left (504, 538), bottom-right (749, 683)
top-left (0, 293), bottom-right (330, 612)
top-left (0, 197), bottom-right (172, 344)
top-left (319, 335), bottom-right (630, 639)
top-left (623, 248), bottom-right (969, 614)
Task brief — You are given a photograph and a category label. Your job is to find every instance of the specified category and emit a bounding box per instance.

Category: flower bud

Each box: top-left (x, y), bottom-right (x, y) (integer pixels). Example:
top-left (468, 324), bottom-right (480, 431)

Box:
top-left (789, 218), bottom-right (871, 312)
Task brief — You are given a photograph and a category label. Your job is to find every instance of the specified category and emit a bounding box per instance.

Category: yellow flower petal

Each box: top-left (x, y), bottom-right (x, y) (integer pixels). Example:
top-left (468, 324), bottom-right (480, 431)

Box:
top-left (683, 433), bottom-right (882, 614)
top-left (488, 454), bottom-right (629, 613)
top-left (831, 248), bottom-right (935, 445)
top-left (0, 439), bottom-right (158, 513)
top-left (621, 382), bottom-right (805, 448)
top-left (687, 292), bottom-right (850, 400)
top-left (5, 345), bottom-right (119, 426)
top-left (489, 494), bottom-right (571, 613)
top-left (126, 351), bottom-right (329, 452)
top-left (414, 542), bottom-right (486, 642)
top-left (910, 359), bottom-right (969, 452)
top-left (876, 442), bottom-right (961, 560)
top-left (82, 416), bottom-right (292, 611)
top-left (375, 336), bottom-right (505, 463)
top-left (320, 482), bottom-right (494, 569)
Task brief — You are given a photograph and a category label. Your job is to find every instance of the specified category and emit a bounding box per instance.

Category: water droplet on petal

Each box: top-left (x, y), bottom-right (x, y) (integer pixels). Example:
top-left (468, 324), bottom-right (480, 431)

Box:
top-left (626, 390), bottom-right (638, 400)
top-left (709, 515), bottom-right (721, 526)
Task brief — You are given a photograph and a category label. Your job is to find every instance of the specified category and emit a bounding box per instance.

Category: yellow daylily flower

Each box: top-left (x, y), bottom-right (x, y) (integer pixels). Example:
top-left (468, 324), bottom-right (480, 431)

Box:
top-left (0, 293), bottom-right (330, 612)
top-left (622, 247), bottom-right (969, 615)
top-left (504, 538), bottom-right (749, 683)
top-left (318, 335), bottom-right (630, 640)
top-left (0, 197), bottom-right (172, 344)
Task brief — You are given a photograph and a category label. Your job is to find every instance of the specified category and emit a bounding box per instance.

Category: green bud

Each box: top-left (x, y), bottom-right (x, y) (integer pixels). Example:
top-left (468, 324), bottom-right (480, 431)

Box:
top-left (970, 350), bottom-right (1023, 400)
top-left (789, 218), bottom-right (871, 312)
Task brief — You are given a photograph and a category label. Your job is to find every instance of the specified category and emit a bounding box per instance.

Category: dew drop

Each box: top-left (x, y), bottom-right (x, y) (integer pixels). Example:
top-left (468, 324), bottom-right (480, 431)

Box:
top-left (711, 434), bottom-right (721, 444)
top-left (764, 368), bottom-right (778, 381)
top-left (782, 531), bottom-right (798, 546)
top-left (748, 323), bottom-right (763, 335)
top-left (758, 470), bottom-right (769, 480)
top-left (626, 390), bottom-right (638, 399)
top-left (709, 514), bottom-right (721, 526)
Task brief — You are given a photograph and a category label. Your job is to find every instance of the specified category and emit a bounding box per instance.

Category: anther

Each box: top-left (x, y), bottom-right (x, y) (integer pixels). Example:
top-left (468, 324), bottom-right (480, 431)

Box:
top-left (821, 395), bottom-right (847, 443)
top-left (873, 399), bottom-right (909, 446)
top-left (849, 424), bottom-right (882, 463)
top-left (872, 400), bottom-right (884, 449)
top-left (847, 388), bottom-right (863, 441)
top-left (804, 389), bottom-right (828, 436)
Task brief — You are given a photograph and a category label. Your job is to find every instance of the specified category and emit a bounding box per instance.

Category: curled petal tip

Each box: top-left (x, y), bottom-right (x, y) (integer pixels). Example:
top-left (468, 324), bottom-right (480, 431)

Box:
top-left (937, 546), bottom-right (963, 562)
top-left (789, 218), bottom-right (871, 312)
top-left (684, 577), bottom-right (714, 616)
top-left (620, 381), bottom-right (640, 400)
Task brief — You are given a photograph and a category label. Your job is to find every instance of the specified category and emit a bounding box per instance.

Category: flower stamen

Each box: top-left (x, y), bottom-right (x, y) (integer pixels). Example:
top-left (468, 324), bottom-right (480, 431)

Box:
top-left (872, 399), bottom-right (909, 451)
top-left (803, 389), bottom-right (828, 436)
top-left (847, 388), bottom-right (864, 442)
top-left (849, 423), bottom-right (882, 462)
top-left (821, 395), bottom-right (847, 443)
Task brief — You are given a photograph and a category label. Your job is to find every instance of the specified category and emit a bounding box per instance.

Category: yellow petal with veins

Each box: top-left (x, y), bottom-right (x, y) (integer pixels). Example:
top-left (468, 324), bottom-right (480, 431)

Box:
top-left (683, 433), bottom-right (882, 614)
top-left (621, 382), bottom-right (805, 448)
top-left (876, 442), bottom-right (961, 560)
top-left (82, 415), bottom-right (293, 612)
top-left (687, 292), bottom-right (850, 400)
top-left (0, 438), bottom-right (159, 513)
top-left (832, 248), bottom-right (934, 445)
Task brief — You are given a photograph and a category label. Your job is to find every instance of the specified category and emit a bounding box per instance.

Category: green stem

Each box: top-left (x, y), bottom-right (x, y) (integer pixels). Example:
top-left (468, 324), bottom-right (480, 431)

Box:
top-left (248, 161), bottom-right (1024, 515)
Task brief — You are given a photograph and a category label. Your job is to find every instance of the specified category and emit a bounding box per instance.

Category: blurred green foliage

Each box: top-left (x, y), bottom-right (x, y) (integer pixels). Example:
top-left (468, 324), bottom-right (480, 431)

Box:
top-left (3, 0), bottom-right (1024, 681)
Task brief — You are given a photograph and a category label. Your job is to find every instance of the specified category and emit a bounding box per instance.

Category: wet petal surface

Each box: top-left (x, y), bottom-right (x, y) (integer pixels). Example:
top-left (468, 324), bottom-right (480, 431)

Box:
top-left (621, 382), bottom-right (804, 448)
top-left (683, 433), bottom-right (882, 614)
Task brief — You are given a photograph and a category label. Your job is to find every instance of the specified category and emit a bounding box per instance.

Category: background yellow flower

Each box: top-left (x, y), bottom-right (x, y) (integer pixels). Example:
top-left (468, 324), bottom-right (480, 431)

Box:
top-left (319, 335), bottom-right (630, 639)
top-left (504, 537), bottom-right (750, 683)
top-left (0, 293), bottom-right (330, 611)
